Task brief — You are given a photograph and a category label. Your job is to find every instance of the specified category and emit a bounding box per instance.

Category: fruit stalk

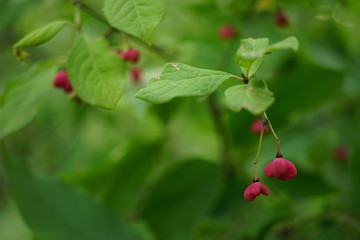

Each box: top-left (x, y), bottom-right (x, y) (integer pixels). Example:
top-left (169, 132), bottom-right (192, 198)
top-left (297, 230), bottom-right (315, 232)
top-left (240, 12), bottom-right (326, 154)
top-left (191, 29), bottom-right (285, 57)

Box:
top-left (262, 111), bottom-right (281, 157)
top-left (253, 120), bottom-right (265, 179)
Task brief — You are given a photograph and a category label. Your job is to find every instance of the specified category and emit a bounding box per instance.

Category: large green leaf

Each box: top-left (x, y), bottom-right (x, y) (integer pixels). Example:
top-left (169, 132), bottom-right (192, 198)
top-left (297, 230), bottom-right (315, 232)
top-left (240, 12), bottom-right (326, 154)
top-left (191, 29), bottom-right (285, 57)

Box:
top-left (136, 63), bottom-right (239, 104)
top-left (2, 147), bottom-right (145, 240)
top-left (224, 79), bottom-right (274, 114)
top-left (0, 63), bottom-right (57, 140)
top-left (237, 37), bottom-right (298, 77)
top-left (67, 36), bottom-right (126, 109)
top-left (103, 0), bottom-right (166, 44)
top-left (140, 159), bottom-right (222, 240)
top-left (13, 21), bottom-right (67, 60)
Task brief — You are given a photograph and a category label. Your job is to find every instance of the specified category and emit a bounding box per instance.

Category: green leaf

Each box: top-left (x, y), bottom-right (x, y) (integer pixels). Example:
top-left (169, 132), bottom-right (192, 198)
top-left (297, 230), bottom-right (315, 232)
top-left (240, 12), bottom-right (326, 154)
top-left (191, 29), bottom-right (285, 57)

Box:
top-left (13, 21), bottom-right (67, 60)
top-left (136, 63), bottom-right (238, 104)
top-left (2, 147), bottom-right (145, 240)
top-left (67, 36), bottom-right (126, 109)
top-left (237, 38), bottom-right (269, 77)
top-left (104, 0), bottom-right (166, 44)
top-left (267, 36), bottom-right (299, 53)
top-left (141, 159), bottom-right (222, 240)
top-left (0, 63), bottom-right (57, 140)
top-left (224, 79), bottom-right (274, 114)
top-left (237, 38), bottom-right (269, 62)
top-left (237, 36), bottom-right (298, 77)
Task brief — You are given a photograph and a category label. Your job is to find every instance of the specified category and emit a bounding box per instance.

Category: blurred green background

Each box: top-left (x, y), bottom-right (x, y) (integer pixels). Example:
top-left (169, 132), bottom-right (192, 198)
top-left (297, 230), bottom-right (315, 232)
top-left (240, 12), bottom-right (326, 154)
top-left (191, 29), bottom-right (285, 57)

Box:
top-left (1, 0), bottom-right (360, 239)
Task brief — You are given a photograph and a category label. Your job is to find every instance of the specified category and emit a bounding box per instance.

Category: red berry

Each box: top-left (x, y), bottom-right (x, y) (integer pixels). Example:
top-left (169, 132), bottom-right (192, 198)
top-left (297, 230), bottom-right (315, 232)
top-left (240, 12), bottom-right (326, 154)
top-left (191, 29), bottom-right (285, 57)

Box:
top-left (251, 119), bottom-right (269, 134)
top-left (121, 49), bottom-right (140, 63)
top-left (62, 79), bottom-right (73, 92)
top-left (53, 70), bottom-right (67, 88)
top-left (244, 181), bottom-right (270, 201)
top-left (276, 9), bottom-right (289, 27)
top-left (53, 70), bottom-right (73, 93)
top-left (130, 68), bottom-right (141, 84)
top-left (219, 25), bottom-right (237, 39)
top-left (264, 157), bottom-right (297, 181)
top-left (334, 146), bottom-right (348, 161)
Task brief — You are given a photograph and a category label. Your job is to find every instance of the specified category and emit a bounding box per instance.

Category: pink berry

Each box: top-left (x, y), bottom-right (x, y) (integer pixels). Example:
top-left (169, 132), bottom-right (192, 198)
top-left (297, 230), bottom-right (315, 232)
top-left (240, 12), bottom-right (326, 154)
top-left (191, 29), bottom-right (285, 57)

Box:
top-left (264, 157), bottom-right (297, 181)
top-left (334, 146), bottom-right (348, 161)
top-left (63, 79), bottom-right (73, 92)
top-left (121, 49), bottom-right (140, 63)
top-left (250, 119), bottom-right (269, 134)
top-left (130, 68), bottom-right (141, 84)
top-left (53, 70), bottom-right (73, 93)
top-left (244, 181), bottom-right (270, 201)
top-left (275, 9), bottom-right (289, 27)
top-left (219, 25), bottom-right (237, 39)
top-left (53, 70), bottom-right (67, 88)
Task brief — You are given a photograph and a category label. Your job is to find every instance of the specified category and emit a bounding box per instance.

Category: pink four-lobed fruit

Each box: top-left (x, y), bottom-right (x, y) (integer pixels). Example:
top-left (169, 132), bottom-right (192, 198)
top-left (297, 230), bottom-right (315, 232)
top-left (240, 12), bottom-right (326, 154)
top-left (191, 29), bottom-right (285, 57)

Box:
top-left (130, 68), bottom-right (141, 84)
top-left (251, 119), bottom-right (269, 134)
top-left (219, 25), bottom-right (237, 39)
top-left (53, 70), bottom-right (73, 93)
top-left (275, 9), bottom-right (289, 27)
top-left (121, 49), bottom-right (140, 63)
top-left (244, 181), bottom-right (270, 201)
top-left (264, 157), bottom-right (297, 181)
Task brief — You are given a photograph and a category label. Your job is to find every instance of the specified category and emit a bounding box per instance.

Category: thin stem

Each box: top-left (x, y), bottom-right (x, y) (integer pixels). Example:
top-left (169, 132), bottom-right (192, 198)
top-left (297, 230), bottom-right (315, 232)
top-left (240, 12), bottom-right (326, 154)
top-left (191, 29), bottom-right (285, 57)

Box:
top-left (253, 122), bottom-right (264, 179)
top-left (262, 111), bottom-right (282, 157)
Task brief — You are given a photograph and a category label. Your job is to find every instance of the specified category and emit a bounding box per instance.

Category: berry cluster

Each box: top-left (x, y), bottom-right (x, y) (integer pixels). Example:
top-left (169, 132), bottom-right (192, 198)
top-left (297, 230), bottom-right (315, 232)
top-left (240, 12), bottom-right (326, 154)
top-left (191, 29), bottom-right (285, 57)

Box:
top-left (115, 48), bottom-right (142, 84)
top-left (244, 156), bottom-right (297, 201)
top-left (244, 115), bottom-right (297, 201)
top-left (120, 48), bottom-right (140, 63)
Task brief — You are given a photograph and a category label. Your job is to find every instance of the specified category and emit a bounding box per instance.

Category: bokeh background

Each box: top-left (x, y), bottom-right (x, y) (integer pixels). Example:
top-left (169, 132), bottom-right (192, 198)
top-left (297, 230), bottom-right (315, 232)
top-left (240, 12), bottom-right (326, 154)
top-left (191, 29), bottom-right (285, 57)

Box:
top-left (0, 0), bottom-right (360, 239)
